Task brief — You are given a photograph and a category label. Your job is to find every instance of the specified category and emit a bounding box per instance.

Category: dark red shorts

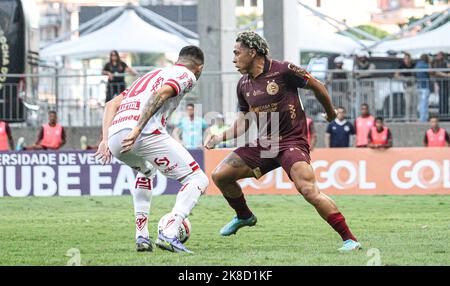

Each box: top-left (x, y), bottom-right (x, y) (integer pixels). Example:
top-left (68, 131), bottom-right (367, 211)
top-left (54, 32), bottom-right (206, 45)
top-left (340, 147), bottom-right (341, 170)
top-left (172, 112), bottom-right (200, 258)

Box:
top-left (233, 143), bottom-right (310, 180)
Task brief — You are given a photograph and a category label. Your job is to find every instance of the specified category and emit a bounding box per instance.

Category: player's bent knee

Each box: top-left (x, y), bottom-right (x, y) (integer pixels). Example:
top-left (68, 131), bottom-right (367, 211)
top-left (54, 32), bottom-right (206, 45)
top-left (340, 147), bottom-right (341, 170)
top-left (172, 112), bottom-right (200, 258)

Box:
top-left (297, 182), bottom-right (321, 204)
top-left (211, 168), bottom-right (227, 186)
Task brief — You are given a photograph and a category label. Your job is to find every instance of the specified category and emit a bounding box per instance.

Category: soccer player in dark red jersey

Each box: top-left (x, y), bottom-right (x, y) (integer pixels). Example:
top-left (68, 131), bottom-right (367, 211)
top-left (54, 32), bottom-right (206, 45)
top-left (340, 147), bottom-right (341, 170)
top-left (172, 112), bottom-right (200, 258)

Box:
top-left (204, 31), bottom-right (360, 251)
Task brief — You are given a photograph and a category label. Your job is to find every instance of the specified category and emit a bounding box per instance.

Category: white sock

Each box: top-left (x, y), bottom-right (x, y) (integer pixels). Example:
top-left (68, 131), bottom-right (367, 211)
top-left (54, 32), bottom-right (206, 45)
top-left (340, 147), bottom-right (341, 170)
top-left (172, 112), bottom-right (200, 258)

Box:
top-left (132, 173), bottom-right (153, 239)
top-left (164, 171), bottom-right (209, 238)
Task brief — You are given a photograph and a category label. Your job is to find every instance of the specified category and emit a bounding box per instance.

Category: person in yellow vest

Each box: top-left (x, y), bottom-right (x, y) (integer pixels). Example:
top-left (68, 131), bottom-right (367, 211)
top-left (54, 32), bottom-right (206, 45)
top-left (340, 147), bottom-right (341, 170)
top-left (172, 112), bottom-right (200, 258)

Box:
top-left (367, 117), bottom-right (392, 149)
top-left (206, 114), bottom-right (230, 148)
top-left (355, 103), bottom-right (375, 147)
top-left (28, 111), bottom-right (66, 150)
top-left (0, 120), bottom-right (14, 151)
top-left (423, 116), bottom-right (450, 147)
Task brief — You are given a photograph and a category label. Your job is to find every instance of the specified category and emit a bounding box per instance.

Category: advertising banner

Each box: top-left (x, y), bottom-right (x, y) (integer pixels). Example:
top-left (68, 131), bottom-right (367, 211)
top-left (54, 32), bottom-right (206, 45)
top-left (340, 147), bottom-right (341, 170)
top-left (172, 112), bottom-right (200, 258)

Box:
top-left (0, 150), bottom-right (204, 197)
top-left (2, 148), bottom-right (449, 196)
top-left (204, 148), bottom-right (450, 195)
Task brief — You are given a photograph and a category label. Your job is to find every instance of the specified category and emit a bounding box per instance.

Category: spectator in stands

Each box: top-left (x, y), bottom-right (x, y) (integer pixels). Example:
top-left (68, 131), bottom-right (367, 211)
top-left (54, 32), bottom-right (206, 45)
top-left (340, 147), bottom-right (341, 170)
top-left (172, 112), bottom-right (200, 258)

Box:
top-left (355, 103), bottom-right (375, 147)
top-left (431, 51), bottom-right (450, 117)
top-left (327, 56), bottom-right (349, 108)
top-left (102, 50), bottom-right (137, 103)
top-left (354, 50), bottom-right (376, 78)
top-left (415, 54), bottom-right (432, 122)
top-left (24, 111), bottom-right (66, 150)
top-left (328, 56), bottom-right (347, 81)
top-left (354, 51), bottom-right (376, 109)
top-left (0, 120), bottom-right (14, 151)
top-left (368, 117), bottom-right (392, 149)
top-left (306, 117), bottom-right (317, 151)
top-left (325, 107), bottom-right (355, 148)
top-left (423, 116), bottom-right (449, 147)
top-left (205, 113), bottom-right (231, 148)
top-left (172, 103), bottom-right (208, 149)
top-left (395, 53), bottom-right (416, 120)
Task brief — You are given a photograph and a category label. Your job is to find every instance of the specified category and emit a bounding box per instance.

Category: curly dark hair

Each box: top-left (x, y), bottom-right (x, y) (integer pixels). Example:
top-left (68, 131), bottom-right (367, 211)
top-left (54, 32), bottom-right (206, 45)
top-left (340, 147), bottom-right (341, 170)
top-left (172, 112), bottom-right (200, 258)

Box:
top-left (236, 31), bottom-right (269, 56)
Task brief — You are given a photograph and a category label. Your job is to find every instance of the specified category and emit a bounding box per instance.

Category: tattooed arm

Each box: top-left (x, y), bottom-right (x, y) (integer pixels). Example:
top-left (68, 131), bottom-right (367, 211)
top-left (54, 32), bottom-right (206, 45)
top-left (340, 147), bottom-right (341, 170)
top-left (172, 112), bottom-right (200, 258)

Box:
top-left (120, 85), bottom-right (176, 153)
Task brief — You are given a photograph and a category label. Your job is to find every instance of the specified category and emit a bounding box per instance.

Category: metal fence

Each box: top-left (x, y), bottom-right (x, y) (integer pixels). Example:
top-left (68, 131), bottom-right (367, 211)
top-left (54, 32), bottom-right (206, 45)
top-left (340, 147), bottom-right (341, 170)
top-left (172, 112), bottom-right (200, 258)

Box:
top-left (0, 68), bottom-right (449, 127)
top-left (301, 68), bottom-right (450, 122)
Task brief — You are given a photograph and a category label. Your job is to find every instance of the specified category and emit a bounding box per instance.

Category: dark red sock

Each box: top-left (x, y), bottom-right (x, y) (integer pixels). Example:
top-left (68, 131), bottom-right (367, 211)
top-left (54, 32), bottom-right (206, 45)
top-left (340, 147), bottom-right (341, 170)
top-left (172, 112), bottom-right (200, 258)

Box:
top-left (327, 212), bottom-right (357, 241)
top-left (224, 194), bottom-right (253, 219)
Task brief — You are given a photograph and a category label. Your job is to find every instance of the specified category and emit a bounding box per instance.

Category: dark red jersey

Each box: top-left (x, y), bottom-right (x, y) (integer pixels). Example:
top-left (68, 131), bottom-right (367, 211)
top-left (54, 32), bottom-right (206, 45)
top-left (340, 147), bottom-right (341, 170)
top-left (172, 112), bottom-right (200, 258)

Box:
top-left (236, 58), bottom-right (311, 148)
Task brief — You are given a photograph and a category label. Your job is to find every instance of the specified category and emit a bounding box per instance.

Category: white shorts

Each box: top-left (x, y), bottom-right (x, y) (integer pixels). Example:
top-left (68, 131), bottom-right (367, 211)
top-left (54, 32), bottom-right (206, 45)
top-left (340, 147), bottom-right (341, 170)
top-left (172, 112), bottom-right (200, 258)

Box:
top-left (108, 129), bottom-right (200, 181)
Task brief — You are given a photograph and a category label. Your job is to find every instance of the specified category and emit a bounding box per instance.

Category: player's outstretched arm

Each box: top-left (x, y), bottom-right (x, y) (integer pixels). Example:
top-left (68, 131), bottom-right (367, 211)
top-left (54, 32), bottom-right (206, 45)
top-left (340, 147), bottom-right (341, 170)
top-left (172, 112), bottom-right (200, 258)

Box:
top-left (305, 77), bottom-right (337, 122)
top-left (120, 85), bottom-right (175, 153)
top-left (204, 111), bottom-right (250, 149)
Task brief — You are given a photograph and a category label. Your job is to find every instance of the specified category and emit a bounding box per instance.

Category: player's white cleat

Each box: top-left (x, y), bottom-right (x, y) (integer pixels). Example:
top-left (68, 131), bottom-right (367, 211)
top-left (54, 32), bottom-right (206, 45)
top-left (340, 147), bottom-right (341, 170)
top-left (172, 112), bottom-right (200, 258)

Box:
top-left (338, 239), bottom-right (361, 252)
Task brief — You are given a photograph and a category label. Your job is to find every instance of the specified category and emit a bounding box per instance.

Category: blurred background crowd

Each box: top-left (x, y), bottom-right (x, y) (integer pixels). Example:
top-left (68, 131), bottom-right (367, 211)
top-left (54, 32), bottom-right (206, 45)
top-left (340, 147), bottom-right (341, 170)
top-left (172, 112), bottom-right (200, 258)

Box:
top-left (1, 0), bottom-right (449, 151)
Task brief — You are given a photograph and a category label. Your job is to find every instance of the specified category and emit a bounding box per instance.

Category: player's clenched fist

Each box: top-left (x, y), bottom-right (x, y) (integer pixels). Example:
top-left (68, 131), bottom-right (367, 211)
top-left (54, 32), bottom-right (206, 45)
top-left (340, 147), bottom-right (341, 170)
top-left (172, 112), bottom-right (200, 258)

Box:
top-left (204, 134), bottom-right (219, 149)
top-left (322, 109), bottom-right (338, 122)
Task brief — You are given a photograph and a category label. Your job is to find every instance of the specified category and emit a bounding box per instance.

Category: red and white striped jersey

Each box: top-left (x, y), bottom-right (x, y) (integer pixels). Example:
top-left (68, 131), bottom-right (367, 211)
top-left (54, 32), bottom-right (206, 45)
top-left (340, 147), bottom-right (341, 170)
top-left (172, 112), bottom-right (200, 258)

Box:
top-left (108, 64), bottom-right (196, 137)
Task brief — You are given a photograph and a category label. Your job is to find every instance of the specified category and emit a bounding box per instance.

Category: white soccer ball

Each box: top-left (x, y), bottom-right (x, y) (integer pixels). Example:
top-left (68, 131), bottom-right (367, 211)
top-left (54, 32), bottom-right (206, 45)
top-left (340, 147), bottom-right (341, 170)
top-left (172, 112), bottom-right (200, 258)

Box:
top-left (157, 213), bottom-right (191, 243)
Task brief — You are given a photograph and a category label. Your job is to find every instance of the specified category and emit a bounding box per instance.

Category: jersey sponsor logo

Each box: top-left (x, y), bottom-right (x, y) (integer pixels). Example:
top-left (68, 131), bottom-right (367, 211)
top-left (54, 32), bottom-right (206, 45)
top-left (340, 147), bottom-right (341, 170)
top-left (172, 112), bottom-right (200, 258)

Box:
top-left (287, 63), bottom-right (311, 81)
top-left (162, 163), bottom-right (179, 174)
top-left (151, 76), bottom-right (165, 92)
top-left (288, 104), bottom-right (296, 119)
top-left (250, 102), bottom-right (279, 113)
top-left (177, 72), bottom-right (189, 80)
top-left (154, 157), bottom-right (170, 167)
top-left (266, 80), bottom-right (279, 95)
top-left (183, 78), bottom-right (194, 92)
top-left (111, 114), bottom-right (140, 126)
top-left (250, 90), bottom-right (265, 97)
top-left (117, 101), bottom-right (141, 114)
top-left (264, 71), bottom-right (280, 78)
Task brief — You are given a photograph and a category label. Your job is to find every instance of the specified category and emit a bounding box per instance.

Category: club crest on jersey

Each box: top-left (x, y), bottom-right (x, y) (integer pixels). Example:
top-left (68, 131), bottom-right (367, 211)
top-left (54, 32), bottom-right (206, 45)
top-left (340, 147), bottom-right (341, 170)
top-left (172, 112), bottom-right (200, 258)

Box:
top-left (266, 80), bottom-right (279, 95)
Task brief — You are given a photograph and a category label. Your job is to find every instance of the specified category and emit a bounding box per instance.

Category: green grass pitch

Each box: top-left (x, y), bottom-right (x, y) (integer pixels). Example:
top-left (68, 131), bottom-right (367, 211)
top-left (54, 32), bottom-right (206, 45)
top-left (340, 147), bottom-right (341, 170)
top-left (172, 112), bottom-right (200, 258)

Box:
top-left (0, 195), bottom-right (449, 265)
